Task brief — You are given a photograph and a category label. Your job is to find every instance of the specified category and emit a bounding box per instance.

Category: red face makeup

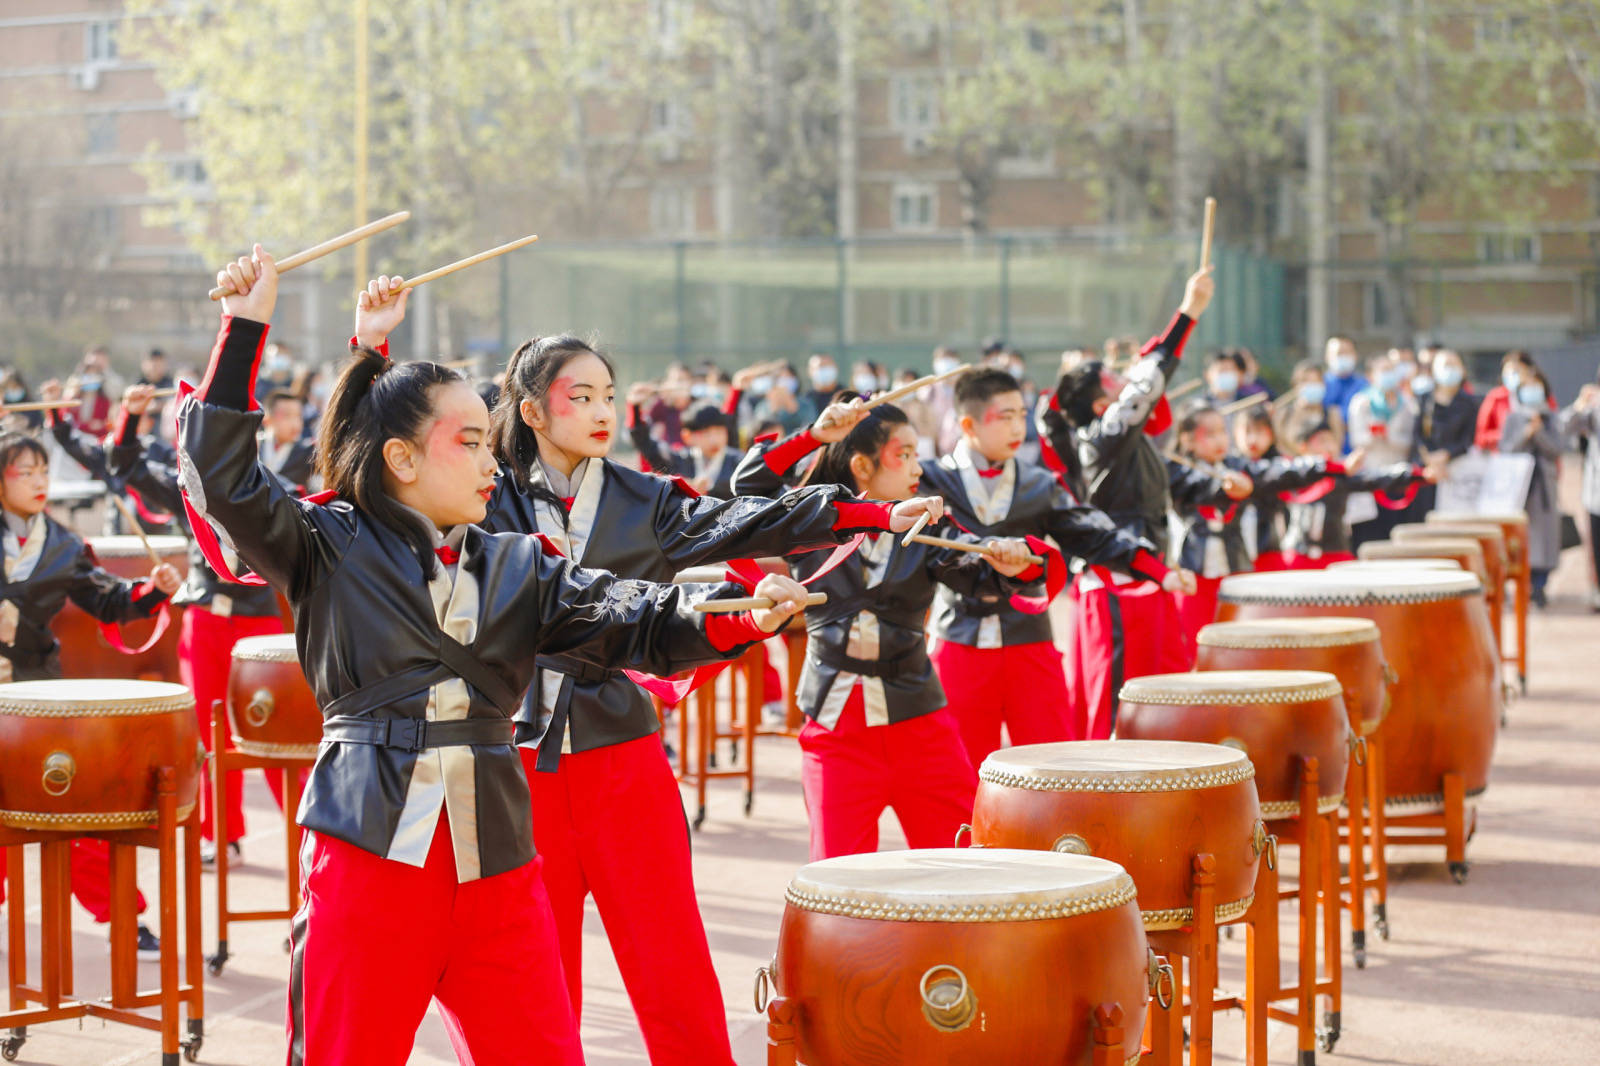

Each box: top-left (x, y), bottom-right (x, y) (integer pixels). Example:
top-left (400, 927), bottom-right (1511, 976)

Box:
top-left (547, 377), bottom-right (576, 418)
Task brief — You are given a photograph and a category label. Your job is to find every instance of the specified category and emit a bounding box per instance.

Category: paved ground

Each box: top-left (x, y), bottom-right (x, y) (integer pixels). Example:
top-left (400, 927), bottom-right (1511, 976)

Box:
top-left (5, 500), bottom-right (1598, 1065)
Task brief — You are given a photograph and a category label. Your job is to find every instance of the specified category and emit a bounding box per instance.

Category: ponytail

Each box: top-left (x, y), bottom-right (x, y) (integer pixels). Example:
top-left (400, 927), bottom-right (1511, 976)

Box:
top-left (316, 346), bottom-right (463, 576)
top-left (808, 401), bottom-right (909, 493)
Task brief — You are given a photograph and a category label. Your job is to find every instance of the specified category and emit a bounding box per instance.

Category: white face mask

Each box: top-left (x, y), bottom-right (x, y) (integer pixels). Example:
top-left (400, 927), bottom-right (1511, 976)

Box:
top-left (852, 372), bottom-right (878, 394)
top-left (933, 356), bottom-right (960, 376)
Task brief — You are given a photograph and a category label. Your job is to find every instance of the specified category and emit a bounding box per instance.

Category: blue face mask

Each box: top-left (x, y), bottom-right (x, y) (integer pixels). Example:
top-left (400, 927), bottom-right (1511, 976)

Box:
top-left (1212, 370), bottom-right (1239, 396)
top-left (1377, 368), bottom-right (1404, 392)
top-left (933, 356), bottom-right (960, 376)
top-left (1502, 367), bottom-right (1521, 391)
top-left (689, 383), bottom-right (710, 400)
top-left (1332, 355), bottom-right (1357, 378)
top-left (1517, 383), bottom-right (1545, 407)
top-left (750, 376), bottom-right (773, 394)
top-left (1435, 366), bottom-right (1464, 388)
top-left (1411, 374), bottom-right (1435, 396)
top-left (812, 366), bottom-right (838, 388)
top-left (1299, 381), bottom-right (1326, 405)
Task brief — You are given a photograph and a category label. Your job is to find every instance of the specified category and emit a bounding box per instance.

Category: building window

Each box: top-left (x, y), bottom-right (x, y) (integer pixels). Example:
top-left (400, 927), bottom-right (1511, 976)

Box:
top-left (85, 20), bottom-right (118, 63)
top-left (651, 98), bottom-right (689, 138)
top-left (1362, 281), bottom-right (1391, 332)
top-left (1479, 232), bottom-right (1539, 264)
top-left (88, 205), bottom-right (119, 245)
top-left (891, 181), bottom-right (936, 233)
top-left (169, 158), bottom-right (208, 185)
top-left (997, 137), bottom-right (1055, 178)
top-left (86, 114), bottom-right (117, 155)
top-left (650, 186), bottom-right (695, 237)
top-left (650, 0), bottom-right (684, 48)
top-left (888, 74), bottom-right (938, 135)
top-left (892, 291), bottom-right (935, 335)
top-left (1475, 14), bottom-right (1528, 50)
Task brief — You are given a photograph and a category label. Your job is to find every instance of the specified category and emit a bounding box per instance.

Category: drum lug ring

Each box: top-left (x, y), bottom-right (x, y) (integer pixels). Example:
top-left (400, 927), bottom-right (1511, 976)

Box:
top-left (920, 964), bottom-right (976, 1032)
top-left (244, 688), bottom-right (275, 729)
top-left (753, 961), bottom-right (775, 1014)
top-left (41, 752), bottom-right (76, 797)
top-left (1147, 948), bottom-right (1176, 1010)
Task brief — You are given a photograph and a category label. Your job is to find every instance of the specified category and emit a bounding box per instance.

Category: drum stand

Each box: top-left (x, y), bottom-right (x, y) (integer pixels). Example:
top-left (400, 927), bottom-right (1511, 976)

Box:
top-left (1510, 552), bottom-right (1529, 694)
top-left (761, 995), bottom-right (1135, 1066)
top-left (1234, 756), bottom-right (1342, 1066)
top-left (1380, 771), bottom-right (1478, 885)
top-left (1339, 731), bottom-right (1390, 957)
top-left (1142, 853), bottom-right (1226, 1066)
top-left (676, 645), bottom-right (762, 829)
top-left (1, 767), bottom-right (204, 1065)
top-left (207, 701), bottom-right (312, 975)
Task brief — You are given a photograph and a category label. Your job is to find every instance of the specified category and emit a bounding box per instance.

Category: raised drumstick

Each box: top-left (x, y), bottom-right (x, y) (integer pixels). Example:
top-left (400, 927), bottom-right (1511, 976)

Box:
top-left (208, 211), bottom-right (411, 300)
top-left (7, 386), bottom-right (181, 413)
top-left (1199, 197), bottom-right (1217, 271)
top-left (383, 234), bottom-right (540, 295)
top-left (907, 534), bottom-right (1045, 567)
top-left (1219, 392), bottom-right (1269, 416)
top-left (1167, 379), bottom-right (1204, 400)
top-left (694, 591), bottom-right (828, 613)
top-left (900, 510), bottom-right (932, 548)
top-left (108, 494), bottom-right (164, 567)
top-left (817, 362), bottom-right (971, 431)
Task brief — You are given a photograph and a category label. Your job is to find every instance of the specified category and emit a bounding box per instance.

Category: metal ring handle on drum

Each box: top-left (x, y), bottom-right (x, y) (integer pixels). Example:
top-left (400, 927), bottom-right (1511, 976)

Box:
top-left (920, 964), bottom-right (976, 1032)
top-left (1146, 948), bottom-right (1176, 1011)
top-left (1051, 833), bottom-right (1092, 856)
top-left (1382, 661), bottom-right (1400, 687)
top-left (1219, 736), bottom-right (1249, 756)
top-left (953, 823), bottom-right (973, 848)
top-left (1348, 732), bottom-right (1367, 767)
top-left (245, 688), bottom-right (276, 729)
top-left (42, 751), bottom-right (76, 797)
top-left (1250, 820), bottom-right (1279, 871)
top-left (753, 963), bottom-right (774, 1014)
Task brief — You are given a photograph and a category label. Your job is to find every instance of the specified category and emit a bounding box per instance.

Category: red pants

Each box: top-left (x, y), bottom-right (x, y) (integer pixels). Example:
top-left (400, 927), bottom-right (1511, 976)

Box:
top-left (288, 815), bottom-right (582, 1066)
top-left (1255, 550), bottom-right (1292, 572)
top-left (1064, 578), bottom-right (1189, 740)
top-left (0, 840), bottom-right (147, 923)
top-left (523, 736), bottom-right (734, 1066)
top-left (932, 638), bottom-right (1072, 768)
top-left (179, 607), bottom-right (286, 842)
top-left (798, 689), bottom-right (976, 860)
top-left (1171, 575), bottom-right (1225, 669)
top-left (1282, 551), bottom-right (1355, 570)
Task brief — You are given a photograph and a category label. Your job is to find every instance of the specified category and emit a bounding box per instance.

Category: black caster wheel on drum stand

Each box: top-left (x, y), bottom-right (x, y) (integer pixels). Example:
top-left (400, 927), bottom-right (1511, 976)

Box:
top-left (1296, 1050), bottom-right (1315, 1066)
top-left (1351, 929), bottom-right (1367, 969)
top-left (728, 740), bottom-right (740, 766)
top-left (1449, 861), bottom-right (1470, 884)
top-left (1519, 673), bottom-right (1527, 696)
top-left (743, 789), bottom-right (754, 816)
top-left (1318, 1010), bottom-right (1341, 1051)
top-left (2, 1027), bottom-right (26, 1062)
top-left (283, 936), bottom-right (292, 954)
top-left (183, 1018), bottom-right (204, 1062)
top-left (1373, 902), bottom-right (1390, 941)
top-left (692, 804), bottom-right (707, 831)
top-left (207, 942), bottom-right (229, 976)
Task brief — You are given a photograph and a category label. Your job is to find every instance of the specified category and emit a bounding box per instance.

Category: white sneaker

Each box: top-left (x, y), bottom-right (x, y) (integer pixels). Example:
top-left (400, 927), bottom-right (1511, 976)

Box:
top-left (761, 700), bottom-right (787, 726)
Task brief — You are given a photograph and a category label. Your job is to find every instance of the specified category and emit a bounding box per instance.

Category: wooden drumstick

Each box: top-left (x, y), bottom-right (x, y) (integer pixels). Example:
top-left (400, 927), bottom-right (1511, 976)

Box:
top-left (4, 399), bottom-right (79, 413)
top-left (817, 362), bottom-right (971, 431)
top-left (1271, 389), bottom-right (1298, 410)
top-left (208, 210), bottom-right (411, 300)
top-left (1199, 196), bottom-right (1217, 271)
top-left (108, 494), bottom-right (164, 568)
top-left (1219, 392), bottom-right (1268, 416)
top-left (1167, 378), bottom-right (1203, 400)
top-left (694, 591), bottom-right (828, 613)
top-left (900, 510), bottom-right (932, 548)
top-left (907, 534), bottom-right (1045, 567)
top-left (381, 234), bottom-right (540, 296)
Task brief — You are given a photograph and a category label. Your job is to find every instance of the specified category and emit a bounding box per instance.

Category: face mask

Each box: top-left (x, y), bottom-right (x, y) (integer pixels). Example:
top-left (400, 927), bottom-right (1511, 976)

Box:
top-left (1435, 366), bottom-right (1463, 388)
top-left (1377, 368), bottom-right (1404, 392)
top-left (933, 356), bottom-right (960, 376)
top-left (1411, 374), bottom-right (1435, 396)
top-left (3, 389), bottom-right (22, 403)
top-left (1502, 367), bottom-right (1521, 391)
top-left (812, 366), bottom-right (838, 388)
top-left (852, 372), bottom-right (877, 394)
top-left (1517, 383), bottom-right (1545, 407)
top-left (1397, 363), bottom-right (1417, 381)
top-left (1298, 381), bottom-right (1326, 406)
top-left (689, 383), bottom-right (710, 400)
top-left (1212, 370), bottom-right (1239, 396)
top-left (1333, 355), bottom-right (1357, 377)
top-left (267, 356), bottom-right (291, 374)
top-left (750, 376), bottom-right (773, 394)
top-left (310, 382), bottom-right (331, 402)
top-left (777, 375), bottom-right (798, 393)
top-left (80, 375), bottom-right (102, 391)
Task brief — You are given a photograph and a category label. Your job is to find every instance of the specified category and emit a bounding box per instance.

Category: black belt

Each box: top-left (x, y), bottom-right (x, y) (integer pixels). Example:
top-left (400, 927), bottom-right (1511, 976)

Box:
top-left (321, 715), bottom-right (514, 753)
top-left (535, 655), bottom-right (617, 685)
top-left (810, 643), bottom-right (922, 681)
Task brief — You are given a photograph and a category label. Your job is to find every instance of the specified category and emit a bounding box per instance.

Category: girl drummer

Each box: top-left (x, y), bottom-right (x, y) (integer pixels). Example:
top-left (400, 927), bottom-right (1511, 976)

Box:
top-left (460, 333), bottom-right (938, 1066)
top-left (732, 401), bottom-right (1041, 860)
top-left (181, 247), bottom-right (812, 1066)
top-left (0, 427), bottom-right (181, 957)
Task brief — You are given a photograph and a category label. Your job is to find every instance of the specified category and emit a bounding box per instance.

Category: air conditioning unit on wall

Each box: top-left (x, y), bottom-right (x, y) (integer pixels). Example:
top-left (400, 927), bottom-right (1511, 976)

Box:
top-left (75, 65), bottom-right (102, 92)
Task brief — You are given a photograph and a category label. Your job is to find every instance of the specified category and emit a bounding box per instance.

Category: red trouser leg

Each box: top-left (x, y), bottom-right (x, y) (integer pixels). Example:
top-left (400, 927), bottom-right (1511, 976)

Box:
top-left (287, 818), bottom-right (583, 1066)
top-left (760, 641), bottom-right (783, 703)
top-left (521, 747), bottom-right (589, 1018)
top-left (931, 639), bottom-right (1005, 767)
top-left (798, 689), bottom-right (890, 861)
top-left (1066, 580), bottom-right (1114, 741)
top-left (1170, 575), bottom-right (1223, 670)
top-left (887, 709), bottom-right (978, 850)
top-left (181, 608), bottom-right (282, 840)
top-left (67, 839), bottom-right (147, 923)
top-left (528, 737), bottom-right (736, 1066)
top-left (994, 641), bottom-right (1074, 747)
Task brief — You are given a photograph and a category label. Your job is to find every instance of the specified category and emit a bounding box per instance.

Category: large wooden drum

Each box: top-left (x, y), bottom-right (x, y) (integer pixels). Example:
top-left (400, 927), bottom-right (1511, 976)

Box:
top-left (228, 634), bottom-right (319, 759)
top-left (1216, 571), bottom-right (1497, 815)
top-left (0, 679), bottom-right (201, 831)
top-left (971, 741), bottom-right (1264, 930)
top-left (1393, 523), bottom-right (1505, 645)
top-left (771, 849), bottom-right (1150, 1065)
top-left (1329, 558), bottom-right (1458, 574)
top-left (1118, 671), bottom-right (1350, 822)
top-left (1354, 537), bottom-right (1487, 584)
top-left (1196, 617), bottom-right (1391, 736)
top-left (1426, 511), bottom-right (1527, 582)
top-left (54, 534), bottom-right (188, 684)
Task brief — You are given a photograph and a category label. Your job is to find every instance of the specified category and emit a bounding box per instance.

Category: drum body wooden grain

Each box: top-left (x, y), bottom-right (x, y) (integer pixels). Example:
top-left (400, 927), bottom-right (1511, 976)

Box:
top-left (53, 534), bottom-right (188, 684)
top-left (773, 849), bottom-right (1149, 1065)
top-left (1393, 523), bottom-right (1505, 643)
top-left (971, 741), bottom-right (1263, 929)
top-left (228, 634), bottom-right (320, 758)
top-left (0, 679), bottom-right (200, 831)
top-left (1196, 618), bottom-right (1389, 736)
top-left (1354, 538), bottom-right (1486, 585)
top-left (1118, 671), bottom-right (1350, 822)
top-left (1216, 571), bottom-right (1497, 815)
top-left (1427, 511), bottom-right (1528, 581)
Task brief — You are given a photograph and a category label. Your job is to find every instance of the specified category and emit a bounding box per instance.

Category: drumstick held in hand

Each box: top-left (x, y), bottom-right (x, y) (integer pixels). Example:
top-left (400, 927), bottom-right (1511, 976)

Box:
top-left (901, 510), bottom-right (932, 548)
top-left (208, 211), bottom-right (411, 300)
top-left (4, 399), bottom-right (79, 412)
top-left (1199, 197), bottom-right (1217, 271)
top-left (381, 234), bottom-right (540, 296)
top-left (907, 534), bottom-right (1045, 567)
top-left (694, 592), bottom-right (828, 613)
top-left (817, 362), bottom-right (971, 431)
top-left (1218, 392), bottom-right (1268, 415)
top-left (108, 494), bottom-right (164, 567)
top-left (1167, 379), bottom-right (1203, 400)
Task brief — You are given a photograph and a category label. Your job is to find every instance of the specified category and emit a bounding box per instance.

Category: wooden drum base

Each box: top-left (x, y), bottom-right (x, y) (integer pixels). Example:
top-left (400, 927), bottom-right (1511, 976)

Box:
top-left (208, 702), bottom-right (311, 976)
top-left (1381, 771), bottom-right (1479, 885)
top-left (1, 767), bottom-right (204, 1065)
top-left (1337, 731), bottom-right (1388, 964)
